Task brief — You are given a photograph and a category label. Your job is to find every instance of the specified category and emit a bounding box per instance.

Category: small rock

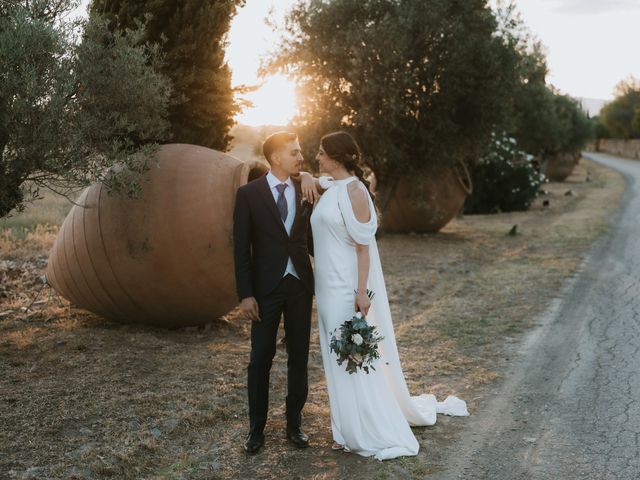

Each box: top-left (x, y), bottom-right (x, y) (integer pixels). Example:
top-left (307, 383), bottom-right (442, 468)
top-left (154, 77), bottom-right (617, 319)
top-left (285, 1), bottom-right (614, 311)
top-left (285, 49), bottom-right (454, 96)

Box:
top-left (564, 190), bottom-right (576, 196)
top-left (23, 467), bottom-right (45, 479)
top-left (149, 427), bottom-right (162, 438)
top-left (76, 442), bottom-right (96, 455)
top-left (67, 466), bottom-right (95, 479)
top-left (508, 225), bottom-right (518, 236)
top-left (542, 200), bottom-right (550, 208)
top-left (128, 420), bottom-right (140, 431)
top-left (163, 418), bottom-right (180, 433)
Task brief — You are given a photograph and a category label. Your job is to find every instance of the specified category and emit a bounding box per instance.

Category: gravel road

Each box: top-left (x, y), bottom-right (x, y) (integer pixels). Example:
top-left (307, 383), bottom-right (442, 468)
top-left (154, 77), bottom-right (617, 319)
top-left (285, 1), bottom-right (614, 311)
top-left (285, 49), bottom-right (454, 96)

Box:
top-left (435, 152), bottom-right (640, 480)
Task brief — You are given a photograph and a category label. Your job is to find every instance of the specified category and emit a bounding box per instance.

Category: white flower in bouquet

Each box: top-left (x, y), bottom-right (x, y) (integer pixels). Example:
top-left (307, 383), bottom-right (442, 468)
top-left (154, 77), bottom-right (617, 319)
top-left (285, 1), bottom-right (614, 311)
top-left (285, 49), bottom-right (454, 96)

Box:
top-left (351, 333), bottom-right (363, 345)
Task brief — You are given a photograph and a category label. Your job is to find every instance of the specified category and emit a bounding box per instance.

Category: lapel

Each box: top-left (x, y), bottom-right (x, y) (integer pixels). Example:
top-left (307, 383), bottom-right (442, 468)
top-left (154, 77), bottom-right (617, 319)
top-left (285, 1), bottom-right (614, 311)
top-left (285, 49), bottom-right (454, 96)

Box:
top-left (257, 174), bottom-right (288, 237)
top-left (291, 180), bottom-right (305, 234)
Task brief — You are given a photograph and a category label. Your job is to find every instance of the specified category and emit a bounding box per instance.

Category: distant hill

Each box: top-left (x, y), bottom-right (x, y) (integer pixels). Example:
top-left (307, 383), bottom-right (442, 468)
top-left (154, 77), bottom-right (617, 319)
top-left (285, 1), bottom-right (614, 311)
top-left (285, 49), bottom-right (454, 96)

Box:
top-left (577, 97), bottom-right (609, 116)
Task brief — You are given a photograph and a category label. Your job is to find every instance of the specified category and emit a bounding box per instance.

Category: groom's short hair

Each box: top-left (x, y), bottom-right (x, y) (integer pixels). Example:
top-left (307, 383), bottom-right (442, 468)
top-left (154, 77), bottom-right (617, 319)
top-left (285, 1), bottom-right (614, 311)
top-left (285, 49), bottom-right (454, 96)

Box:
top-left (262, 131), bottom-right (298, 164)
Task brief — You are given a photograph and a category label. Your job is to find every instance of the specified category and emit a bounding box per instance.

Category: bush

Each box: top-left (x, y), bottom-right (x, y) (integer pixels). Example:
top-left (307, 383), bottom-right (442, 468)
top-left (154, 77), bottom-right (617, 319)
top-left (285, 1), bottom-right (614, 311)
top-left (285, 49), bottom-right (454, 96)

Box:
top-left (465, 134), bottom-right (546, 214)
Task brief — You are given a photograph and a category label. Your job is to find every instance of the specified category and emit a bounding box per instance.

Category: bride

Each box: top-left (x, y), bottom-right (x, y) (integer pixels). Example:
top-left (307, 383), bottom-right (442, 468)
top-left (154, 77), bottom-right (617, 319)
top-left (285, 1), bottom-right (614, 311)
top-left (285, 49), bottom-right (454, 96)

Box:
top-left (300, 131), bottom-right (468, 460)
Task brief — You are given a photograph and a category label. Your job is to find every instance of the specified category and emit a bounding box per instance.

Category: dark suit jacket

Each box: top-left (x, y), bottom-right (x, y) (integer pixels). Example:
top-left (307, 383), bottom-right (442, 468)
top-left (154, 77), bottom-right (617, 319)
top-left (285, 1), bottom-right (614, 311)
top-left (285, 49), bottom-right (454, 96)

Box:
top-left (233, 174), bottom-right (314, 301)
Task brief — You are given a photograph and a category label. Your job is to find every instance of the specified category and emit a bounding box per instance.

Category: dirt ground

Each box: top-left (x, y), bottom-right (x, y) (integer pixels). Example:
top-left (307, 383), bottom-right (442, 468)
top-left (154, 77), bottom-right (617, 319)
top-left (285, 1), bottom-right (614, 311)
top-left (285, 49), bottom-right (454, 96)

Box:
top-left (0, 159), bottom-right (624, 479)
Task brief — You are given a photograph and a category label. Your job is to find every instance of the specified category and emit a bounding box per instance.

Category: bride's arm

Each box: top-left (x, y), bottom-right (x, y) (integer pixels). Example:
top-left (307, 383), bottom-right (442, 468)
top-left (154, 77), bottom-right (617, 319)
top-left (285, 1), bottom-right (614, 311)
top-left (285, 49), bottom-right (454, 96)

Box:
top-left (355, 244), bottom-right (371, 316)
top-left (294, 171), bottom-right (325, 203)
top-left (350, 183), bottom-right (372, 315)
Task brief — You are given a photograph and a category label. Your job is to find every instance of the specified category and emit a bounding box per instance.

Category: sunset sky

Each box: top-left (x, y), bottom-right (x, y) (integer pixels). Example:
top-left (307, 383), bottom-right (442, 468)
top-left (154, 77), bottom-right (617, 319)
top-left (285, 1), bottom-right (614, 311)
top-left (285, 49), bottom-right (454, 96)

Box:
top-left (76, 0), bottom-right (640, 126)
top-left (228, 0), bottom-right (640, 125)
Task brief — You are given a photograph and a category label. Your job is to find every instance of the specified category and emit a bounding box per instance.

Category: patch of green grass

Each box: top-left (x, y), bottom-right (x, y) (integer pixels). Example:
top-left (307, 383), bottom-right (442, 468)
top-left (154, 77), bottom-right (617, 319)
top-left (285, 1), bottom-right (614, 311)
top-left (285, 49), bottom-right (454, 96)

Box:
top-left (437, 313), bottom-right (526, 346)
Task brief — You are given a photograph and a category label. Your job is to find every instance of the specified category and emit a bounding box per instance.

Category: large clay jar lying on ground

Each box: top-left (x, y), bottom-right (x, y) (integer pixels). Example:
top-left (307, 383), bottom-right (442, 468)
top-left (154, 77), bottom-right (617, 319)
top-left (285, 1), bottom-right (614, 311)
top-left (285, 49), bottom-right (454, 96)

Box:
top-left (381, 161), bottom-right (473, 233)
top-left (542, 152), bottom-right (579, 182)
top-left (46, 144), bottom-right (268, 327)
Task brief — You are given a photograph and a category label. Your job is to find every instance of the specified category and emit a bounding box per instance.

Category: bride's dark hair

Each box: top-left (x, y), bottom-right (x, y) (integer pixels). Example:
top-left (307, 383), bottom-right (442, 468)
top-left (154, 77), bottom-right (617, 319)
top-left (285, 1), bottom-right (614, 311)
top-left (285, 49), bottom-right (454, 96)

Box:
top-left (320, 131), bottom-right (374, 199)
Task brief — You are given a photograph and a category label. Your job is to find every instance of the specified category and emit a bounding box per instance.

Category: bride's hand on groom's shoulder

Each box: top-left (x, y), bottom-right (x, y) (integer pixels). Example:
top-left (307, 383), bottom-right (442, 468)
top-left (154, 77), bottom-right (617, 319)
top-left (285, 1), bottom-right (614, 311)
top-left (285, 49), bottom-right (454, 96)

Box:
top-left (298, 171), bottom-right (322, 204)
top-left (239, 296), bottom-right (260, 322)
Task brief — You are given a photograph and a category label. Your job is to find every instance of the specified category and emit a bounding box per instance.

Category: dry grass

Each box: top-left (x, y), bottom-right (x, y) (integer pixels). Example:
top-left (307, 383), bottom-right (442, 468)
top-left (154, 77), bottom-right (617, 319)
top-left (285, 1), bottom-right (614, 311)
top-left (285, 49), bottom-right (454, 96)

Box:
top-left (0, 224), bottom-right (60, 256)
top-left (0, 187), bottom-right (75, 242)
top-left (0, 159), bottom-right (624, 479)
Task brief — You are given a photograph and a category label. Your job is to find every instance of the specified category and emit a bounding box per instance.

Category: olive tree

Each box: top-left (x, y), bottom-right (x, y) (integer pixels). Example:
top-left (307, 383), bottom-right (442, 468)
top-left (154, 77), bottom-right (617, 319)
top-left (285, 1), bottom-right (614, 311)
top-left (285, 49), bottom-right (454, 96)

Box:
top-left (599, 76), bottom-right (640, 139)
top-left (267, 0), bottom-right (521, 210)
top-left (0, 0), bottom-right (172, 217)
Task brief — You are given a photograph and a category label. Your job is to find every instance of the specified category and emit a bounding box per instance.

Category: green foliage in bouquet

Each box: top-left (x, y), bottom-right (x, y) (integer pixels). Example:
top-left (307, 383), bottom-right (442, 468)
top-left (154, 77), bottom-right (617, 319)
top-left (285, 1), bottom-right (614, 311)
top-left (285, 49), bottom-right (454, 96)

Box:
top-left (330, 289), bottom-right (385, 374)
top-left (465, 133), bottom-right (546, 214)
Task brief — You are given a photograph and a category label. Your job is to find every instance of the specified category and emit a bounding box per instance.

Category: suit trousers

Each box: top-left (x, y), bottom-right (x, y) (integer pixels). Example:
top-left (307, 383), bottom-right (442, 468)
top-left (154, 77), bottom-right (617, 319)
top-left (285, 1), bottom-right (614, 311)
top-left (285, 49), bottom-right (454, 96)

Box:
top-left (247, 273), bottom-right (312, 434)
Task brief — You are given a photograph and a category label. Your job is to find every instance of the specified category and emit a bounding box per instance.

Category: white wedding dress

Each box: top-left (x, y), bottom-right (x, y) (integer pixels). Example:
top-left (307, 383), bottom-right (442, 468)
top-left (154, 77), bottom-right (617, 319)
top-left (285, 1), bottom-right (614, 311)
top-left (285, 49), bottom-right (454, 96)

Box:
top-left (311, 176), bottom-right (468, 461)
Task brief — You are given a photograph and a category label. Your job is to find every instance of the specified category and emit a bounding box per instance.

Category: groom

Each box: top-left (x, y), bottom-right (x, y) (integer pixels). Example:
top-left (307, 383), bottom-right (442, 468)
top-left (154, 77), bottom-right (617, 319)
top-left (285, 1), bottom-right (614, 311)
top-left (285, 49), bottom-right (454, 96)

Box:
top-left (233, 131), bottom-right (314, 455)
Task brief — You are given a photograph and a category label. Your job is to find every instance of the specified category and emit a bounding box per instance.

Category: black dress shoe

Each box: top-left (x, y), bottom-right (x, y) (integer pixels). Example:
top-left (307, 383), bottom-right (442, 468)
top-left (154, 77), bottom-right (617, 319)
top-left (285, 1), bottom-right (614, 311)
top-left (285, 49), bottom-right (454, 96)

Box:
top-left (244, 432), bottom-right (265, 454)
top-left (286, 427), bottom-right (309, 448)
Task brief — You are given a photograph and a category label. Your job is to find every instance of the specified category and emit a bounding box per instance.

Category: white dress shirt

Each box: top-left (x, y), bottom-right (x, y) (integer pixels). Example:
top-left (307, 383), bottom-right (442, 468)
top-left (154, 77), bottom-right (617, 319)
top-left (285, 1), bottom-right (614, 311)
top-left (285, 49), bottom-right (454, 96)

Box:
top-left (266, 171), bottom-right (299, 279)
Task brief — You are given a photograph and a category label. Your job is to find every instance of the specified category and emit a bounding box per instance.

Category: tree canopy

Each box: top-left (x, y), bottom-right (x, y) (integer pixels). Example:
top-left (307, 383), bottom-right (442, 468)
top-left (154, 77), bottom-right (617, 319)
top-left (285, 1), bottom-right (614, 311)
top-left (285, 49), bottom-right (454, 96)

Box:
top-left (268, 0), bottom-right (522, 206)
top-left (90, 0), bottom-right (245, 150)
top-left (478, 5), bottom-right (592, 159)
top-left (0, 0), bottom-right (172, 217)
top-left (599, 76), bottom-right (640, 139)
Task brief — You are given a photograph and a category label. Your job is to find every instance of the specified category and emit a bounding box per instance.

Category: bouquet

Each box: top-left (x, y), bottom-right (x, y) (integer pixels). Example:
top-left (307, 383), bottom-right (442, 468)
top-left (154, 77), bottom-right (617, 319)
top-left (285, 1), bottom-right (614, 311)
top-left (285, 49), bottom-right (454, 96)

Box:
top-left (329, 290), bottom-right (384, 374)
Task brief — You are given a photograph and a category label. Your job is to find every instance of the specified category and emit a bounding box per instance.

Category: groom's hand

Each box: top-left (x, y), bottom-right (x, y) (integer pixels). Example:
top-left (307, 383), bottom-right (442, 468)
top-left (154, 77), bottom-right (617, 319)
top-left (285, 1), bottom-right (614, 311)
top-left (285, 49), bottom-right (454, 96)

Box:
top-left (240, 296), bottom-right (260, 321)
